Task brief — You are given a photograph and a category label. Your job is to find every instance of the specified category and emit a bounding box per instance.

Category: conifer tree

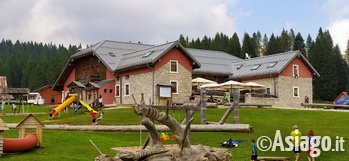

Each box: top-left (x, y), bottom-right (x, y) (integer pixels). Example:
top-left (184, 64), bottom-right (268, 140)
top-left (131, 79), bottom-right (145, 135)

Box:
top-left (266, 33), bottom-right (278, 55)
top-left (229, 33), bottom-right (241, 57)
top-left (333, 45), bottom-right (349, 95)
top-left (241, 33), bottom-right (257, 58)
top-left (309, 28), bottom-right (338, 101)
top-left (293, 32), bottom-right (306, 54)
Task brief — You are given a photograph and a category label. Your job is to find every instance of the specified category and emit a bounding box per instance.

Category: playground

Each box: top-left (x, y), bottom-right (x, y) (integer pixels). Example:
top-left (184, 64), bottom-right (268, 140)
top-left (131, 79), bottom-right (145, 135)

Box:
top-left (0, 104), bottom-right (348, 161)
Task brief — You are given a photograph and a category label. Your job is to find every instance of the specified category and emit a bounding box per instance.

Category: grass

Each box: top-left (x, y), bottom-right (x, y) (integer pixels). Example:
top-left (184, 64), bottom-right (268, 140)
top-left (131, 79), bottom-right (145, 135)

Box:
top-left (0, 105), bottom-right (348, 161)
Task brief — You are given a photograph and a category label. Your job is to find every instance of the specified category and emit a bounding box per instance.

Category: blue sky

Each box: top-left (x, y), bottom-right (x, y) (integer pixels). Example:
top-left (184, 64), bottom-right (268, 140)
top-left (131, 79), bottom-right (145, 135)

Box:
top-left (0, 0), bottom-right (348, 53)
top-left (233, 0), bottom-right (326, 37)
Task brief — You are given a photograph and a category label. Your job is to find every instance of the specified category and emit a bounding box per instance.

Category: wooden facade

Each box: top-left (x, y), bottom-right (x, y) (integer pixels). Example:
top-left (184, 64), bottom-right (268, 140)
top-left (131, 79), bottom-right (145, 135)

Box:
top-left (16, 114), bottom-right (44, 147)
top-left (74, 55), bottom-right (107, 85)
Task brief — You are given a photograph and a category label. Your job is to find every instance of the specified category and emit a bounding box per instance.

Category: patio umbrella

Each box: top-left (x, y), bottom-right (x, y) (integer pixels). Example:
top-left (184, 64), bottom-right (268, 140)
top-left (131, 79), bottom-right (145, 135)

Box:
top-left (199, 83), bottom-right (222, 90)
top-left (243, 82), bottom-right (265, 92)
top-left (192, 77), bottom-right (217, 86)
top-left (220, 80), bottom-right (246, 90)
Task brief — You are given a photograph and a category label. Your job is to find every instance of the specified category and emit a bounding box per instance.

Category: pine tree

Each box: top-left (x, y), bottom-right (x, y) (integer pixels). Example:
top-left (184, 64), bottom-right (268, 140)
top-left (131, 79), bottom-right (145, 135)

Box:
top-left (201, 35), bottom-right (211, 50)
top-left (252, 31), bottom-right (262, 56)
top-left (293, 32), bottom-right (306, 54)
top-left (333, 45), bottom-right (349, 95)
top-left (229, 33), bottom-right (241, 57)
top-left (241, 33), bottom-right (257, 58)
top-left (305, 34), bottom-right (314, 59)
top-left (345, 39), bottom-right (349, 63)
top-left (309, 28), bottom-right (338, 101)
top-left (277, 29), bottom-right (291, 52)
top-left (289, 29), bottom-right (296, 50)
top-left (266, 33), bottom-right (278, 55)
top-left (261, 34), bottom-right (268, 56)
top-left (179, 34), bottom-right (187, 47)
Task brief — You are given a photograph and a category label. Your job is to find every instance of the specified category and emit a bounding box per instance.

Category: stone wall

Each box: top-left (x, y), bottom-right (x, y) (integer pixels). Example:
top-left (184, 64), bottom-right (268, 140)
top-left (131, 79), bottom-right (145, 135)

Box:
top-left (243, 76), bottom-right (313, 108)
top-left (244, 93), bottom-right (278, 105)
top-left (154, 61), bottom-right (192, 105)
top-left (276, 76), bottom-right (313, 107)
top-left (116, 61), bottom-right (192, 105)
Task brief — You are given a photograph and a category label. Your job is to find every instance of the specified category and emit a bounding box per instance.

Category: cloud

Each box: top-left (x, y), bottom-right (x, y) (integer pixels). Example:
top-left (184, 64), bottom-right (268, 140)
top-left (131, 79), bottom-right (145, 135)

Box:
top-left (328, 19), bottom-right (349, 53)
top-left (323, 0), bottom-right (349, 54)
top-left (0, 0), bottom-right (237, 47)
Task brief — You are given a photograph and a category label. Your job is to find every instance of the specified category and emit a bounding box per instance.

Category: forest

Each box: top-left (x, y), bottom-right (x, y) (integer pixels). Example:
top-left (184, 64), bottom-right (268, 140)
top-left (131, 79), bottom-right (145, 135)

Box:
top-left (0, 40), bottom-right (80, 90)
top-left (180, 27), bottom-right (349, 101)
top-left (0, 27), bottom-right (348, 101)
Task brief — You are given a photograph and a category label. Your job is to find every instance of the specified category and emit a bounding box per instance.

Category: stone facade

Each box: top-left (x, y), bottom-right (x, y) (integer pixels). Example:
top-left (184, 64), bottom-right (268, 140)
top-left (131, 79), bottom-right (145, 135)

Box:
top-left (276, 76), bottom-right (313, 107)
top-left (243, 76), bottom-right (313, 108)
top-left (116, 61), bottom-right (192, 105)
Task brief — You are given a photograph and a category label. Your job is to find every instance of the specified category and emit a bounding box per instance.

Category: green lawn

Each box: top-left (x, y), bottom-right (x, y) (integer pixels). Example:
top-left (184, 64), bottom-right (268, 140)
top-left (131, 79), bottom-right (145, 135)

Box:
top-left (0, 105), bottom-right (348, 161)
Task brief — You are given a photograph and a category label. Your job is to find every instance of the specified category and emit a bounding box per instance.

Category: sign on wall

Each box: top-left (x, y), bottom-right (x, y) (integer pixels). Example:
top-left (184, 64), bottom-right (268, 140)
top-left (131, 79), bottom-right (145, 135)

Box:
top-left (159, 85), bottom-right (172, 98)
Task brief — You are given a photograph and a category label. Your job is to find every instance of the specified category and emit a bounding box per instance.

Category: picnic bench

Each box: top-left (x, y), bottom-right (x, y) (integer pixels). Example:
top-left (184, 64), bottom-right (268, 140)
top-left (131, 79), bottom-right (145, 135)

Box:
top-left (257, 156), bottom-right (290, 161)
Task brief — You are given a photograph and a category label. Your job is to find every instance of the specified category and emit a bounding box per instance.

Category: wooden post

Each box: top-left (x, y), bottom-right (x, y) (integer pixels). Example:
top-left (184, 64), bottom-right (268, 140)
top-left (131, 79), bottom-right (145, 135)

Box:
top-left (232, 88), bottom-right (240, 124)
top-left (219, 88), bottom-right (240, 124)
top-left (185, 110), bottom-right (191, 142)
top-left (36, 125), bottom-right (42, 147)
top-left (0, 130), bottom-right (3, 156)
top-left (19, 127), bottom-right (25, 138)
top-left (200, 88), bottom-right (207, 124)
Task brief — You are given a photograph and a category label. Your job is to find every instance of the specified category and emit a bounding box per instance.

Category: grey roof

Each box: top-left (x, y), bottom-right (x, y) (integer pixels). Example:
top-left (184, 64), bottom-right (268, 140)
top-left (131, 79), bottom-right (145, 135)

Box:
top-left (117, 41), bottom-right (200, 70)
top-left (86, 82), bottom-right (101, 88)
top-left (53, 40), bottom-right (200, 90)
top-left (188, 48), bottom-right (242, 75)
top-left (229, 50), bottom-right (320, 79)
top-left (71, 40), bottom-right (154, 71)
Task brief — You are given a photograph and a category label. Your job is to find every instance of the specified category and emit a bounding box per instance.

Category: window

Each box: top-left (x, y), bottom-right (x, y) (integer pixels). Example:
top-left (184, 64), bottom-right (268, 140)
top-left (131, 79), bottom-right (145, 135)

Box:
top-left (251, 64), bottom-right (261, 70)
top-left (293, 65), bottom-right (299, 77)
top-left (266, 88), bottom-right (271, 95)
top-left (125, 83), bottom-right (130, 96)
top-left (170, 60), bottom-right (178, 73)
top-left (115, 85), bottom-right (120, 97)
top-left (142, 51), bottom-right (153, 58)
top-left (235, 64), bottom-right (243, 69)
top-left (293, 87), bottom-right (299, 97)
top-left (267, 62), bottom-right (277, 68)
top-left (104, 89), bottom-right (107, 93)
top-left (170, 80), bottom-right (178, 94)
top-left (110, 89), bottom-right (113, 93)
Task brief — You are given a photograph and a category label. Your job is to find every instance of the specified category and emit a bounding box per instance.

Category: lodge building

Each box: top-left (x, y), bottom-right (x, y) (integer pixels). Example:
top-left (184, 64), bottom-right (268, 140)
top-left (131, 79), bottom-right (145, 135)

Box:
top-left (53, 40), bottom-right (319, 107)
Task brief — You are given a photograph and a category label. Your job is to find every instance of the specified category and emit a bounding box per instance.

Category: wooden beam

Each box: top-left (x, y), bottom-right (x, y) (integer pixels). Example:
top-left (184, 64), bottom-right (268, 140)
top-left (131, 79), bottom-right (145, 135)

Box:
top-left (5, 124), bottom-right (252, 132)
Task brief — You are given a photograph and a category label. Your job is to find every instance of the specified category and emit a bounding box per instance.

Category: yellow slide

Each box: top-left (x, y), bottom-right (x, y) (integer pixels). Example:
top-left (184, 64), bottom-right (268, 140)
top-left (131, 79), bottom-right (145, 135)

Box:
top-left (53, 95), bottom-right (76, 115)
top-left (79, 100), bottom-right (97, 112)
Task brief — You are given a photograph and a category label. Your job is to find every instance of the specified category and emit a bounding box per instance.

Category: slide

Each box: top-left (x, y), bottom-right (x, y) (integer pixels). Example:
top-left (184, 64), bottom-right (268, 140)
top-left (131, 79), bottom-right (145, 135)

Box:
top-left (3, 133), bottom-right (38, 153)
top-left (52, 95), bottom-right (77, 115)
top-left (79, 100), bottom-right (97, 112)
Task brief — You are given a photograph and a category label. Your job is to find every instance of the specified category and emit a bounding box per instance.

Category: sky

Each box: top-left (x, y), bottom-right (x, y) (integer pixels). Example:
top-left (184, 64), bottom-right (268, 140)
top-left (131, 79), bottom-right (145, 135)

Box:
top-left (0, 0), bottom-right (348, 53)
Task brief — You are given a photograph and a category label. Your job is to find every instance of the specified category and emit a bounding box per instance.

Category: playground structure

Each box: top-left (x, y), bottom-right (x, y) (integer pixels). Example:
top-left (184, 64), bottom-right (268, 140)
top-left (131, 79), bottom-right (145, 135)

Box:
top-left (95, 95), bottom-right (232, 161)
top-left (50, 94), bottom-right (97, 118)
top-left (0, 114), bottom-right (44, 155)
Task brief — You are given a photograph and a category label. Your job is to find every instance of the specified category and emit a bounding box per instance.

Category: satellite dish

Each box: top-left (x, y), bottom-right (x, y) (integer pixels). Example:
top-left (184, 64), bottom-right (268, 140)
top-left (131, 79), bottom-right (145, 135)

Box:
top-left (245, 53), bottom-right (251, 59)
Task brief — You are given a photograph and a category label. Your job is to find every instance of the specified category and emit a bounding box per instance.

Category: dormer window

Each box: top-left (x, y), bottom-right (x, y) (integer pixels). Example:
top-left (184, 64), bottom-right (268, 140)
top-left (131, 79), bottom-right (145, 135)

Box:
top-left (251, 64), bottom-right (261, 70)
top-left (235, 64), bottom-right (243, 69)
top-left (267, 62), bottom-right (277, 68)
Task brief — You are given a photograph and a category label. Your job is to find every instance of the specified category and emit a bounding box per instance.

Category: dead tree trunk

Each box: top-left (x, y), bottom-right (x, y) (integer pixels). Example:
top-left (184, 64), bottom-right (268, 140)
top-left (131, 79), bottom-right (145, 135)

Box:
top-left (200, 88), bottom-right (207, 124)
top-left (232, 88), bottom-right (240, 124)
